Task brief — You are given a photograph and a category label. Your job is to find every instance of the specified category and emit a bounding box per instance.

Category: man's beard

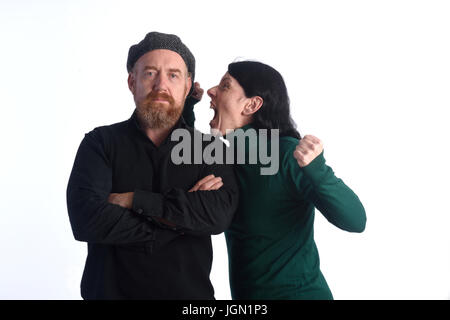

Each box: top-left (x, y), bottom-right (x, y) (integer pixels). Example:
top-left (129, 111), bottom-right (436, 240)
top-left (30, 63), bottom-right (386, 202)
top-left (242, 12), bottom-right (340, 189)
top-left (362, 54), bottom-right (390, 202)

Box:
top-left (136, 90), bottom-right (184, 130)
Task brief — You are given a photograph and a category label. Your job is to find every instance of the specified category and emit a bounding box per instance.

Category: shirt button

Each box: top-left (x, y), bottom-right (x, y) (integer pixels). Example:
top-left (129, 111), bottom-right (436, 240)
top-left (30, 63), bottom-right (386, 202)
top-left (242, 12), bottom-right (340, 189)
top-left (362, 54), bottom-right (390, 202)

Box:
top-left (137, 208), bottom-right (144, 214)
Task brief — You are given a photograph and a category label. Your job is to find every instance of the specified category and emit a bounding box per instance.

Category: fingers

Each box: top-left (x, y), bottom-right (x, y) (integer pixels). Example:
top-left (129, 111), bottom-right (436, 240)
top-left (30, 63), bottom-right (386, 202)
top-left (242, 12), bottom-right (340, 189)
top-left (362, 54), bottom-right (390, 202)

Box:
top-left (189, 175), bottom-right (223, 192)
top-left (192, 82), bottom-right (204, 100)
top-left (293, 149), bottom-right (308, 167)
top-left (303, 135), bottom-right (321, 145)
top-left (108, 193), bottom-right (118, 204)
top-left (189, 174), bottom-right (215, 192)
top-left (298, 135), bottom-right (323, 153)
top-left (294, 143), bottom-right (309, 159)
top-left (198, 177), bottom-right (222, 191)
top-left (301, 139), bottom-right (315, 150)
top-left (293, 135), bottom-right (324, 167)
top-left (208, 180), bottom-right (224, 191)
top-left (194, 174), bottom-right (216, 187)
top-left (293, 149), bottom-right (305, 162)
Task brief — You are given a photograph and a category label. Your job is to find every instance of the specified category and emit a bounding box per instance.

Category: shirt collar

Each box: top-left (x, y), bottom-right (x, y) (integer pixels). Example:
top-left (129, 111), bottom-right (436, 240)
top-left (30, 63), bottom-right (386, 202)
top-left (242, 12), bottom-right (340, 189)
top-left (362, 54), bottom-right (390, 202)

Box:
top-left (128, 109), bottom-right (188, 146)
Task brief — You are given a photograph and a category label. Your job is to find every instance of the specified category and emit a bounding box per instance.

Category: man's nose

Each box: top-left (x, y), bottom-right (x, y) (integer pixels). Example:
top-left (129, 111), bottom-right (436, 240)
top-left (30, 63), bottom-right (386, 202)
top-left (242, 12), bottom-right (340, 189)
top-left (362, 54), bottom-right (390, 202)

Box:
top-left (153, 73), bottom-right (169, 92)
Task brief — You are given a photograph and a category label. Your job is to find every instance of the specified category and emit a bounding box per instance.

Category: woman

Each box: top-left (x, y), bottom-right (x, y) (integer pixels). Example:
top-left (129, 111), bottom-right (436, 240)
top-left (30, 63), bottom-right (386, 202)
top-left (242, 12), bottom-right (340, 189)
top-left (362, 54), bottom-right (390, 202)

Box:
top-left (184, 61), bottom-right (366, 300)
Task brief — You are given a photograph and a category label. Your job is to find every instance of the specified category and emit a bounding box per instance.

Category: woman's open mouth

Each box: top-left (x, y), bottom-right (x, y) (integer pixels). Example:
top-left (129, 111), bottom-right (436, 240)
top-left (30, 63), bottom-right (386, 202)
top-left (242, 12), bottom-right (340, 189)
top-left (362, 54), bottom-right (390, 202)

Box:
top-left (209, 103), bottom-right (219, 129)
top-left (209, 102), bottom-right (223, 136)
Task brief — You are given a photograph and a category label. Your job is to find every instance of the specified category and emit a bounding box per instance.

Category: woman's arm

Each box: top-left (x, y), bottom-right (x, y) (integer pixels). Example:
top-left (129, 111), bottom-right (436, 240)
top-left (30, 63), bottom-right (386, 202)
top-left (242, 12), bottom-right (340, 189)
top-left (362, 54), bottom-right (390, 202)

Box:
top-left (286, 136), bottom-right (366, 232)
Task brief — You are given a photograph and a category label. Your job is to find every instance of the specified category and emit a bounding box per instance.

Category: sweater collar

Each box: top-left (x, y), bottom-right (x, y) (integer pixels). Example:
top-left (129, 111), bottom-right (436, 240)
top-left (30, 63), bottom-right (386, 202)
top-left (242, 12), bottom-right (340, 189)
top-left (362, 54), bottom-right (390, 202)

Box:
top-left (236, 122), bottom-right (254, 132)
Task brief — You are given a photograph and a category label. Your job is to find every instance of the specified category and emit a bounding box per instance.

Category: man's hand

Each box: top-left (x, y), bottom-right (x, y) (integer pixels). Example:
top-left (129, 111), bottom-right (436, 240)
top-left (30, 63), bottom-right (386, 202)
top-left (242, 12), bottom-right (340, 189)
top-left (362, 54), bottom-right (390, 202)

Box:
top-left (108, 192), bottom-right (134, 209)
top-left (191, 82), bottom-right (204, 101)
top-left (189, 174), bottom-right (223, 192)
top-left (293, 135), bottom-right (323, 167)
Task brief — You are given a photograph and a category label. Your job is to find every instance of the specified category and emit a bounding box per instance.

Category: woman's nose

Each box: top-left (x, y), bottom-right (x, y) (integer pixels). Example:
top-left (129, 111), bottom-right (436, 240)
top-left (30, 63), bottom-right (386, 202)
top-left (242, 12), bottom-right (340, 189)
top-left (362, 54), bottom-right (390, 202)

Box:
top-left (207, 86), bottom-right (217, 98)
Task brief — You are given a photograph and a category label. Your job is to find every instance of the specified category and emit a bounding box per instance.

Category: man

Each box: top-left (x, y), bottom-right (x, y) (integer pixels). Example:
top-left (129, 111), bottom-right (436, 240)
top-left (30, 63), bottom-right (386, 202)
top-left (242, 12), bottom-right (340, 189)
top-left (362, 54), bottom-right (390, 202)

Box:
top-left (66, 32), bottom-right (239, 299)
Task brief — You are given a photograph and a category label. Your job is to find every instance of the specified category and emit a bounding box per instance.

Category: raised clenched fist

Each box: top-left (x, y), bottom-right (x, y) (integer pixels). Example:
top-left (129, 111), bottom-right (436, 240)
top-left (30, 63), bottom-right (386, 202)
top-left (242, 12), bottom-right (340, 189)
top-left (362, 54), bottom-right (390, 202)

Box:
top-left (293, 135), bottom-right (323, 167)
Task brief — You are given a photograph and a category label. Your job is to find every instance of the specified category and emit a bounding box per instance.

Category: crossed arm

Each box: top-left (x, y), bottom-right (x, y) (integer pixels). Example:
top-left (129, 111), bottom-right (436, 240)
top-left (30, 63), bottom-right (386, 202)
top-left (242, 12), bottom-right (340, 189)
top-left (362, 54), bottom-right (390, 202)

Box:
top-left (108, 175), bottom-right (225, 227)
top-left (66, 129), bottom-right (238, 245)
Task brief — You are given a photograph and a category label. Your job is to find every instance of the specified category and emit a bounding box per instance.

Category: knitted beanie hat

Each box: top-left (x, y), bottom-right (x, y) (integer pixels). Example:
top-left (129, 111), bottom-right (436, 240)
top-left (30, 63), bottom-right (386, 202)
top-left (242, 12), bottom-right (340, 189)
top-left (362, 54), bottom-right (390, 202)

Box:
top-left (126, 31), bottom-right (195, 81)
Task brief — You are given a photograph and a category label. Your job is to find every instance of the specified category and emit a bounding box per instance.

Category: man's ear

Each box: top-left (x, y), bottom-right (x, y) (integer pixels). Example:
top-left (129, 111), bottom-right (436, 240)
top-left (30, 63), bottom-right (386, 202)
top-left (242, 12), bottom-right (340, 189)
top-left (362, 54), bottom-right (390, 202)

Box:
top-left (128, 72), bottom-right (136, 94)
top-left (185, 75), bottom-right (193, 99)
top-left (242, 96), bottom-right (263, 116)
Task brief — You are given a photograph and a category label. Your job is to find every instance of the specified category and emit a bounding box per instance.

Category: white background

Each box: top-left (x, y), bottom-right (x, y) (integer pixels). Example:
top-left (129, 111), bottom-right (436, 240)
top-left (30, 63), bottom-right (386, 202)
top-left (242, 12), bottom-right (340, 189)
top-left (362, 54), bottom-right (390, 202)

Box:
top-left (1, 0), bottom-right (449, 299)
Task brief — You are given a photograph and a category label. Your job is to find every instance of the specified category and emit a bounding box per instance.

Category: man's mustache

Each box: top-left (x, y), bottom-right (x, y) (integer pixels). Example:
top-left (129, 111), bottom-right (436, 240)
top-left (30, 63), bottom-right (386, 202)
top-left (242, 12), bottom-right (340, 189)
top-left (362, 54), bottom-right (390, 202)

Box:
top-left (144, 91), bottom-right (175, 104)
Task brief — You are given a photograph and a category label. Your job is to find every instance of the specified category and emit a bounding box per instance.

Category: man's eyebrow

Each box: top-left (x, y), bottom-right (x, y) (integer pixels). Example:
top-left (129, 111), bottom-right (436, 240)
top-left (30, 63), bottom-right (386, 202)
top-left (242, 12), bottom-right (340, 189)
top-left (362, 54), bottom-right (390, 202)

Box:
top-left (221, 76), bottom-right (232, 82)
top-left (168, 68), bottom-right (182, 74)
top-left (142, 66), bottom-right (184, 74)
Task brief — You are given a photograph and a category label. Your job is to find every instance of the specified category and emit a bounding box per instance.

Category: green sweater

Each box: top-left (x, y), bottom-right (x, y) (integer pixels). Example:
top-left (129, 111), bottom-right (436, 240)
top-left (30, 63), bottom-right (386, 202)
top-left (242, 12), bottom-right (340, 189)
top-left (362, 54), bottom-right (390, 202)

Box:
top-left (182, 103), bottom-right (366, 300)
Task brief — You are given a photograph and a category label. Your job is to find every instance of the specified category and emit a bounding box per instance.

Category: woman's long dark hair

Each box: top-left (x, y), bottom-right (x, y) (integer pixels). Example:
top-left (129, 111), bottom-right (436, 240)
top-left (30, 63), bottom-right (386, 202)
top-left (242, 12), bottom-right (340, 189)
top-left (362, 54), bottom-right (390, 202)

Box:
top-left (228, 61), bottom-right (301, 139)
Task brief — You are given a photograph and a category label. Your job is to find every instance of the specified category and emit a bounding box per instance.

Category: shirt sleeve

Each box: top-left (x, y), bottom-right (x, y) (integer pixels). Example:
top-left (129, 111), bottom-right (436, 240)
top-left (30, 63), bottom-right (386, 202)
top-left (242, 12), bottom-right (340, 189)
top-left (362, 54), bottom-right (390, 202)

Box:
top-left (66, 128), bottom-right (156, 244)
top-left (284, 143), bottom-right (366, 233)
top-left (132, 159), bottom-right (239, 236)
top-left (182, 96), bottom-right (199, 128)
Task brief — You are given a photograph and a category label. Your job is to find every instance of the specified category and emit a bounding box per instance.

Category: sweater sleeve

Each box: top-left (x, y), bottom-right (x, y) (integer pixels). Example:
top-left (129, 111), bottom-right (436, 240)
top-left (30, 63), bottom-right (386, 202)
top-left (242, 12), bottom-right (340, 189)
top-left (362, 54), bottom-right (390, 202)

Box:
top-left (283, 142), bottom-right (366, 233)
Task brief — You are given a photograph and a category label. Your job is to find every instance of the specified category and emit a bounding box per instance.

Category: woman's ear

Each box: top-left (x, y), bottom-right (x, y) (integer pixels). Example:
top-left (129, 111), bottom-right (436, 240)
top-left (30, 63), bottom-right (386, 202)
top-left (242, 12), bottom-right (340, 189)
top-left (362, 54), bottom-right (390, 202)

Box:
top-left (242, 96), bottom-right (263, 116)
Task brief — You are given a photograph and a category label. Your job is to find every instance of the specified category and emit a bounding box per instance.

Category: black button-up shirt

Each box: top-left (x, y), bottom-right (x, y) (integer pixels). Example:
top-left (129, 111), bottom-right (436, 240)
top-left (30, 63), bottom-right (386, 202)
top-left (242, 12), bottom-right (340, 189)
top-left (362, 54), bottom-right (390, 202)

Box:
top-left (66, 111), bottom-right (239, 299)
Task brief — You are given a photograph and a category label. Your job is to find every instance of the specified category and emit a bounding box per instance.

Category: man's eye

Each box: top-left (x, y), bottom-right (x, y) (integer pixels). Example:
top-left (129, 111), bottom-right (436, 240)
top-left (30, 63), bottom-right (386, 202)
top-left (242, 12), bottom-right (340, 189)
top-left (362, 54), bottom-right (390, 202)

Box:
top-left (170, 73), bottom-right (178, 79)
top-left (146, 72), bottom-right (154, 77)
